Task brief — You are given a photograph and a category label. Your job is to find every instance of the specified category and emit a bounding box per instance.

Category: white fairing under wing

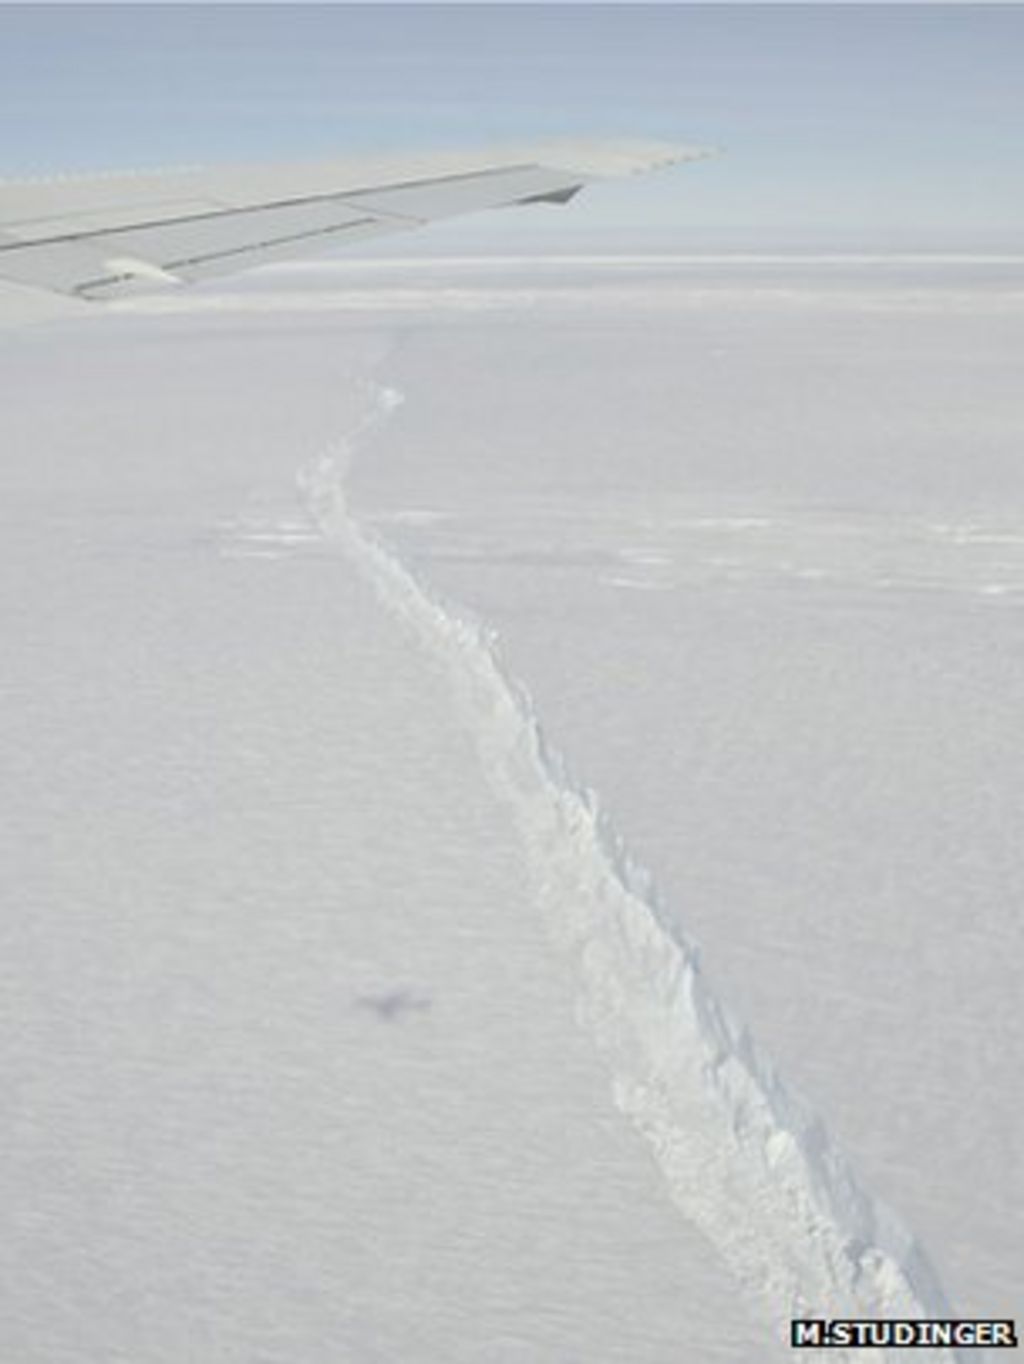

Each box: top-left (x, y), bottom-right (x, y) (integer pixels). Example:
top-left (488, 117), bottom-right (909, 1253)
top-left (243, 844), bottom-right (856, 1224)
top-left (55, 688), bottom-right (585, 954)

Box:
top-left (0, 140), bottom-right (710, 325)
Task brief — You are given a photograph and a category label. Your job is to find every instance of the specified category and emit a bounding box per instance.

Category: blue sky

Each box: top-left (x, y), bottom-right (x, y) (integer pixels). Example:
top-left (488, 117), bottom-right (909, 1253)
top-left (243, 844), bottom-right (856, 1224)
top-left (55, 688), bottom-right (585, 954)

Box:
top-left (1, 4), bottom-right (1022, 249)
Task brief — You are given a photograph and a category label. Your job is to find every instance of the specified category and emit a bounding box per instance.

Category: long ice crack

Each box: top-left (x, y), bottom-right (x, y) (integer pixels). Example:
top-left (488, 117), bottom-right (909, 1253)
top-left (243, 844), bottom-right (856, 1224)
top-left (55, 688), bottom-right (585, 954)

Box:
top-left (299, 378), bottom-right (961, 1363)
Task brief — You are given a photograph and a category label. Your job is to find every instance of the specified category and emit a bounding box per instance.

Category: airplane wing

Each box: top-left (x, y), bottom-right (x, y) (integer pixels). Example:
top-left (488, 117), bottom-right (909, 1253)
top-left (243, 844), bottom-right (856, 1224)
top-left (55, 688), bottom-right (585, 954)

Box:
top-left (0, 139), bottom-right (710, 324)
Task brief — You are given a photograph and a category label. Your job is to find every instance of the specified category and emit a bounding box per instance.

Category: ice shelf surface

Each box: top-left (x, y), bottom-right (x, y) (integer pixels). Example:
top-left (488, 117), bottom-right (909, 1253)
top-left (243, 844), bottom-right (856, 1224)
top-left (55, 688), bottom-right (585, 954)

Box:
top-left (2, 257), bottom-right (1021, 1360)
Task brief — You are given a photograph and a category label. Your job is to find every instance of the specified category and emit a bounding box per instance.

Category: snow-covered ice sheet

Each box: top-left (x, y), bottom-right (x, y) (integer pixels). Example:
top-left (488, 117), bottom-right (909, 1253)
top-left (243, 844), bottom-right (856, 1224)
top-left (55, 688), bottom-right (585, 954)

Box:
top-left (2, 258), bottom-right (1021, 1359)
top-left (1, 317), bottom-right (779, 1361)
top-left (342, 258), bottom-right (1024, 1330)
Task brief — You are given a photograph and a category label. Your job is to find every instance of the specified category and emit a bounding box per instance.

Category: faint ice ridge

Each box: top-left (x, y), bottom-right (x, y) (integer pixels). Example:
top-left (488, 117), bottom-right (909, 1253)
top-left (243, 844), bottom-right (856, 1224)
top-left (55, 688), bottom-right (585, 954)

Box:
top-left (300, 381), bottom-right (959, 1363)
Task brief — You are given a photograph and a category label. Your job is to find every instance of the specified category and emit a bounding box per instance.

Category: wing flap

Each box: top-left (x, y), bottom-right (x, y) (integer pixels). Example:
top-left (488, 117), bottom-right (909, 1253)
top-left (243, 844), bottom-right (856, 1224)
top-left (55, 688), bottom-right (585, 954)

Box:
top-left (0, 231), bottom-right (116, 295)
top-left (85, 216), bottom-right (403, 296)
top-left (75, 200), bottom-right (383, 293)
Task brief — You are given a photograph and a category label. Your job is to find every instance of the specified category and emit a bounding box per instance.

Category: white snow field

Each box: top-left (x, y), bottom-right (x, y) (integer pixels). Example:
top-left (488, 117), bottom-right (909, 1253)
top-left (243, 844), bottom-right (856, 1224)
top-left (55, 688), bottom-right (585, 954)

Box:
top-left (3, 258), bottom-right (1021, 1360)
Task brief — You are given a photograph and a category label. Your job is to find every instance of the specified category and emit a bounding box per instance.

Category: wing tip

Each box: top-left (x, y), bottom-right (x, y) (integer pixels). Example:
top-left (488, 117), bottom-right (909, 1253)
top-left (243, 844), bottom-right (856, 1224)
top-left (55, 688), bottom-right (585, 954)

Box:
top-left (533, 139), bottom-right (720, 180)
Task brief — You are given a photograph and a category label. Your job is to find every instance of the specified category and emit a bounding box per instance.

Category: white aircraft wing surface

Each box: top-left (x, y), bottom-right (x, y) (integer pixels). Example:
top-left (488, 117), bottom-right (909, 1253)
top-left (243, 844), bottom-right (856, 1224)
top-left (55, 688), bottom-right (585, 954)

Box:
top-left (0, 139), bottom-right (709, 324)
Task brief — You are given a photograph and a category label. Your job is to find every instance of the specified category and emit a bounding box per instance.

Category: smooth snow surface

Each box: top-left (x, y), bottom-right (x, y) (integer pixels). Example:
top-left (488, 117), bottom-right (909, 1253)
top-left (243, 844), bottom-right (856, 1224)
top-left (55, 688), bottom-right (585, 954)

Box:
top-left (3, 258), bottom-right (1022, 1361)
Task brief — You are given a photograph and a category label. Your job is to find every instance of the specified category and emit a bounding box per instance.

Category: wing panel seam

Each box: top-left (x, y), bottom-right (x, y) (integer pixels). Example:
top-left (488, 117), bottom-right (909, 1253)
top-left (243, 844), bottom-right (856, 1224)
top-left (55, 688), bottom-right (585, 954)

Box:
top-left (72, 214), bottom-right (382, 294)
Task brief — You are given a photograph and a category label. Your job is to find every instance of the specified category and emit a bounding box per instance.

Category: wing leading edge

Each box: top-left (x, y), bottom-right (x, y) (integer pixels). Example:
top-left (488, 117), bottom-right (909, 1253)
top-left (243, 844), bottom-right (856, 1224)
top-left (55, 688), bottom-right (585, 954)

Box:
top-left (0, 140), bottom-right (711, 323)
